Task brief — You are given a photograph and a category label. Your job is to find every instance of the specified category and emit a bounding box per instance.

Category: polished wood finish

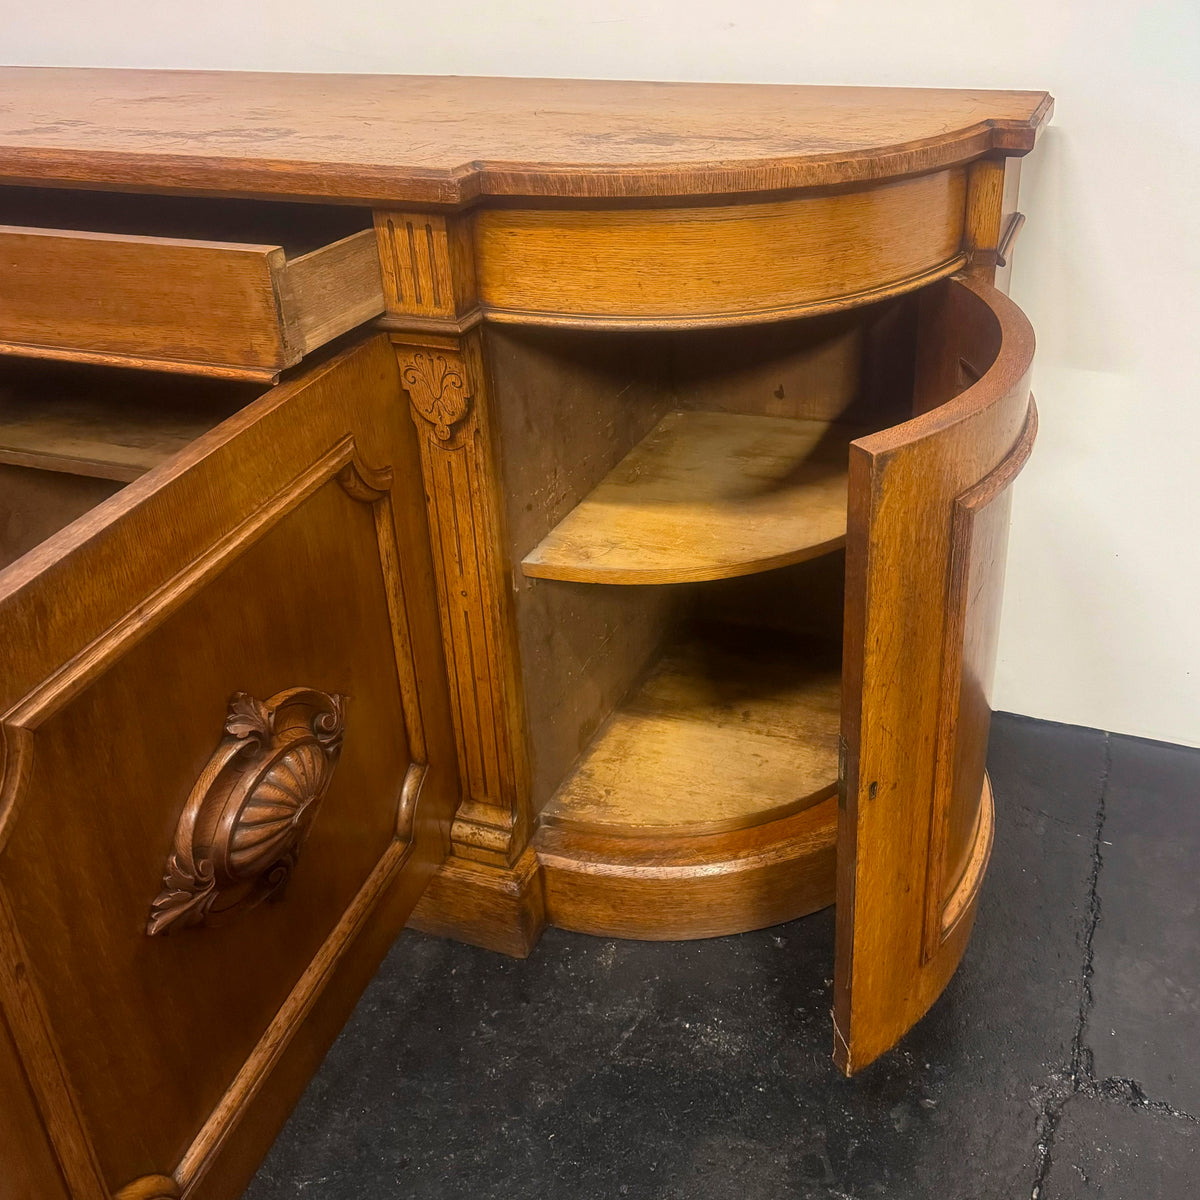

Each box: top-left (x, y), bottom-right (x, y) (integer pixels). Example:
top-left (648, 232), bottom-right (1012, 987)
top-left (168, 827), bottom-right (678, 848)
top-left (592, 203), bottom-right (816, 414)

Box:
top-left (409, 846), bottom-right (546, 959)
top-left (536, 799), bottom-right (837, 941)
top-left (523, 411), bottom-right (855, 585)
top-left (0, 223), bottom-right (383, 378)
top-left (0, 1005), bottom-right (72, 1200)
top-left (390, 331), bottom-right (532, 869)
top-left (0, 339), bottom-right (458, 1196)
top-left (0, 75), bottom-right (1049, 1169)
top-left (834, 276), bottom-right (1036, 1074)
top-left (0, 70), bottom-right (1050, 203)
top-left (475, 171), bottom-right (967, 328)
top-left (145, 688), bottom-right (349, 936)
top-left (541, 628), bottom-right (839, 838)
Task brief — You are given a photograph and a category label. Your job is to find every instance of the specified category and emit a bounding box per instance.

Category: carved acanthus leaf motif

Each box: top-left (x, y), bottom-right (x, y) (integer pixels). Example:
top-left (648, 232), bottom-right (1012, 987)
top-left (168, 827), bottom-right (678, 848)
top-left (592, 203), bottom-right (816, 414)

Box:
top-left (225, 691), bottom-right (272, 741)
top-left (147, 688), bottom-right (346, 936)
top-left (399, 351), bottom-right (471, 440)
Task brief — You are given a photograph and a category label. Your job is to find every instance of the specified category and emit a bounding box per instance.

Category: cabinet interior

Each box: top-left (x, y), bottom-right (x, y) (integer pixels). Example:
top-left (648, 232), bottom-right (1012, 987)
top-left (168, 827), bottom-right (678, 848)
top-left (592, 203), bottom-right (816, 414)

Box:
top-left (492, 290), bottom-right (933, 831)
top-left (0, 359), bottom-right (263, 570)
top-left (0, 185), bottom-right (373, 257)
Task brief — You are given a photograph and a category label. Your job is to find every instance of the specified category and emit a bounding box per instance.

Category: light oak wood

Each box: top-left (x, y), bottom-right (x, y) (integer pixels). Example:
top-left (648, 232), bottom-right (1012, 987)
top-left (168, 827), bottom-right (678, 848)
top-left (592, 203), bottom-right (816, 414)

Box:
top-left (488, 324), bottom-right (681, 818)
top-left (0, 223), bottom-right (383, 378)
top-left (0, 74), bottom-right (1051, 1143)
top-left (542, 628), bottom-right (840, 838)
top-left (523, 411), bottom-right (857, 585)
top-left (476, 171), bottom-right (968, 328)
top-left (0, 70), bottom-right (1050, 203)
top-left (409, 847), bottom-right (547, 958)
top-left (390, 332), bottom-right (533, 867)
top-left (0, 367), bottom-right (248, 481)
top-left (834, 275), bottom-right (1036, 1075)
top-left (536, 799), bottom-right (837, 941)
top-left (374, 211), bottom-right (478, 325)
top-left (0, 339), bottom-right (459, 1195)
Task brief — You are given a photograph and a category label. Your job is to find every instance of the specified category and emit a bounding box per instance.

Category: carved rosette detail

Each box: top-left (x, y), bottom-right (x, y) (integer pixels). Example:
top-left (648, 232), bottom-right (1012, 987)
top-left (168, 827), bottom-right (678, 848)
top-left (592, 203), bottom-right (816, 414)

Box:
top-left (147, 688), bottom-right (346, 936)
top-left (399, 351), bottom-right (472, 440)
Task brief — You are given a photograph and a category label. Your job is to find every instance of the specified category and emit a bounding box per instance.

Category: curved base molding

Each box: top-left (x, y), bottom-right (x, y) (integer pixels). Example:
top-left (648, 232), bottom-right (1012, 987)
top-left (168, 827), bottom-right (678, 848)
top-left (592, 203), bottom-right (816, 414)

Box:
top-left (533, 797), bottom-right (837, 940)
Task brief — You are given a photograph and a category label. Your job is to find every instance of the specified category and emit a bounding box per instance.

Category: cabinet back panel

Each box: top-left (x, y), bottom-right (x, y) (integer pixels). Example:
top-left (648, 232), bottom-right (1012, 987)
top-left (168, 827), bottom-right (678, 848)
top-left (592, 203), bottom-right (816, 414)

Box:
top-left (0, 463), bottom-right (122, 569)
top-left (666, 295), bottom-right (919, 427)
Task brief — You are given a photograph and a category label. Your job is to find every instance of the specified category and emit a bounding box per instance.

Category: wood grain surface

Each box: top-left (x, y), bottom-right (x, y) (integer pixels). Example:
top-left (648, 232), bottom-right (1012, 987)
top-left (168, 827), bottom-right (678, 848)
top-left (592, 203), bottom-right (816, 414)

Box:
top-left (523, 411), bottom-right (857, 585)
top-left (0, 367), bottom-right (249, 481)
top-left (834, 275), bottom-right (1036, 1074)
top-left (0, 338), bottom-right (459, 1196)
top-left (475, 170), bottom-right (967, 327)
top-left (0, 70), bottom-right (1051, 203)
top-left (0, 222), bottom-right (382, 377)
top-left (535, 798), bottom-right (838, 941)
top-left (541, 628), bottom-right (840, 837)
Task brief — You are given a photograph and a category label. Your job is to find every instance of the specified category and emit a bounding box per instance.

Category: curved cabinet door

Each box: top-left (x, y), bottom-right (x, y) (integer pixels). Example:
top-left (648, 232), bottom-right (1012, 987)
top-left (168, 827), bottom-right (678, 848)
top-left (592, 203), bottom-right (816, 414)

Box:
top-left (834, 276), bottom-right (1037, 1074)
top-left (0, 335), bottom-right (456, 1199)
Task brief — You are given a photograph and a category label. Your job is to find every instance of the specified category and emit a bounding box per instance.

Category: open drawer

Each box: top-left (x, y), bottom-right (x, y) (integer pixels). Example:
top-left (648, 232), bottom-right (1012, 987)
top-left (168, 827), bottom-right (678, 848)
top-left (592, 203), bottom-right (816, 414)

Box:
top-left (0, 188), bottom-right (386, 380)
top-left (0, 336), bottom-right (457, 1199)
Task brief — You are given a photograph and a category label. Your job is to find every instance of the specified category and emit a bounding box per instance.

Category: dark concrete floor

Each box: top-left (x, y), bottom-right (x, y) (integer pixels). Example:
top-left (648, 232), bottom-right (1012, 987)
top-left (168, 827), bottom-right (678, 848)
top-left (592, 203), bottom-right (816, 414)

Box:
top-left (246, 714), bottom-right (1200, 1199)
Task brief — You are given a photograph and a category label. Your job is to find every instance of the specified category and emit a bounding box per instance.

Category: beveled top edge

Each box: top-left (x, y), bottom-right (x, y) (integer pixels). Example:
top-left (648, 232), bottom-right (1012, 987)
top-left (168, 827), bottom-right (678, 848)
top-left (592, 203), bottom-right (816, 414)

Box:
top-left (0, 69), bottom-right (1053, 206)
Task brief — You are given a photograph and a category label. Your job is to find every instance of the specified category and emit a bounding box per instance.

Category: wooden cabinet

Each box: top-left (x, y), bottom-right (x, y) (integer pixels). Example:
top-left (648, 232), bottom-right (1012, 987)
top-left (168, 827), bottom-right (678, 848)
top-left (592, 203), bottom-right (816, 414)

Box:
top-left (0, 69), bottom-right (1050, 1197)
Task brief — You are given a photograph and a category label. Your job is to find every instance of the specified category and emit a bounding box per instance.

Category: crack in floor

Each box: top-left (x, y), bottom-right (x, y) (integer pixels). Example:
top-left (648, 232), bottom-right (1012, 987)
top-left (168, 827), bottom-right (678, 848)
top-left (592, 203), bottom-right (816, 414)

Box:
top-left (1030, 732), bottom-right (1111, 1199)
top-left (1029, 733), bottom-right (1198, 1198)
top-left (1083, 1076), bottom-right (1200, 1125)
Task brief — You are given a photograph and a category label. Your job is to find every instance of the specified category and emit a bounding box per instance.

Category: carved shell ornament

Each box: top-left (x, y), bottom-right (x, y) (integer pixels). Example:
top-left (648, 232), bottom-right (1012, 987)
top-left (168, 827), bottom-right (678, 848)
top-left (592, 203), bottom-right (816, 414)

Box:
top-left (400, 351), bottom-right (471, 440)
top-left (147, 688), bottom-right (346, 936)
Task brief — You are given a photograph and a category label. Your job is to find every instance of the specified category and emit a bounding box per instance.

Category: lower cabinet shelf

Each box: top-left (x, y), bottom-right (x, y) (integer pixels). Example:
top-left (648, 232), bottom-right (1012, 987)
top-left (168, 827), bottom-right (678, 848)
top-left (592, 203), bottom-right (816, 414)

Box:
top-left (534, 622), bottom-right (842, 940)
top-left (540, 624), bottom-right (840, 838)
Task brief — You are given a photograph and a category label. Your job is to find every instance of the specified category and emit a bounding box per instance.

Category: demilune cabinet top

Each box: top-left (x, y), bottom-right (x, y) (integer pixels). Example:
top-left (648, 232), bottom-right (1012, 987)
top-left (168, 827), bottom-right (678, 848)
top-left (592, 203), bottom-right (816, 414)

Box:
top-left (0, 69), bottom-right (1050, 202)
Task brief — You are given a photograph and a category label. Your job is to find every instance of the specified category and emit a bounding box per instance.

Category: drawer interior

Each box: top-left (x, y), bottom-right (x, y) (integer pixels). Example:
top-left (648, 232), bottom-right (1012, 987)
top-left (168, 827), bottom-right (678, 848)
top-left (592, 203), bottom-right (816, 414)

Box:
top-left (0, 359), bottom-right (264, 570)
top-left (0, 185), bottom-right (372, 255)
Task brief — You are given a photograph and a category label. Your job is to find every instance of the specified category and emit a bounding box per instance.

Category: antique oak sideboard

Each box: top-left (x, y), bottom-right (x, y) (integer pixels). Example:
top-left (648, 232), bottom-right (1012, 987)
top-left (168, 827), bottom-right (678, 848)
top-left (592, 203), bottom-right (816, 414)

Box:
top-left (0, 70), bottom-right (1050, 1199)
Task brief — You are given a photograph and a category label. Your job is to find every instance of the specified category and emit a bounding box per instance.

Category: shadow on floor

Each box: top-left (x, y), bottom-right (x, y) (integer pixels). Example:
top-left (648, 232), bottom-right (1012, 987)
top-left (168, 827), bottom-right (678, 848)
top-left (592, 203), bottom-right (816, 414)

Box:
top-left (245, 714), bottom-right (1199, 1199)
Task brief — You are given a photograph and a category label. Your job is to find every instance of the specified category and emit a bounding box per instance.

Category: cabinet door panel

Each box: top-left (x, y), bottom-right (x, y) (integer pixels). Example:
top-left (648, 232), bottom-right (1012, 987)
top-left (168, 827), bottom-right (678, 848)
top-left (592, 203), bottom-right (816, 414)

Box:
top-left (834, 276), bottom-right (1036, 1074)
top-left (0, 336), bottom-right (456, 1197)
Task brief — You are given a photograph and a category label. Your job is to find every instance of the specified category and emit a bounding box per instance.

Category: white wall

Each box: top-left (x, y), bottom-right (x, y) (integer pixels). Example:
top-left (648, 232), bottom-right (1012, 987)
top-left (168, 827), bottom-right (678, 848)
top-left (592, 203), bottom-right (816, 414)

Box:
top-left (6, 2), bottom-right (1200, 746)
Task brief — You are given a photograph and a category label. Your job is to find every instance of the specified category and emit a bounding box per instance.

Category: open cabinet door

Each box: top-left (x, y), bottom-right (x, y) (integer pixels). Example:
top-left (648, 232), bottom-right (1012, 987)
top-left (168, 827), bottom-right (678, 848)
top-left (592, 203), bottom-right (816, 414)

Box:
top-left (0, 335), bottom-right (457, 1198)
top-left (833, 275), bottom-right (1037, 1074)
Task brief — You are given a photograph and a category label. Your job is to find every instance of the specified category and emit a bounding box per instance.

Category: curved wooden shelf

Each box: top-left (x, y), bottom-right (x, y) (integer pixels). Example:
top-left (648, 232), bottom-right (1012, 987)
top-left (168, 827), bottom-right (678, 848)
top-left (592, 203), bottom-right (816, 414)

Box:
top-left (539, 628), bottom-right (840, 839)
top-left (522, 411), bottom-right (857, 585)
